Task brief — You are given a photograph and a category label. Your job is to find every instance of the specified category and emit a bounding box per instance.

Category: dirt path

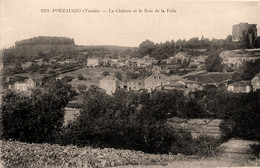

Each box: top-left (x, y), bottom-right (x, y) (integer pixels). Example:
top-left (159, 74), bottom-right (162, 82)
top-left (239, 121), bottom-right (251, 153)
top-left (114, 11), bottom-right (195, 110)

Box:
top-left (114, 157), bottom-right (260, 168)
top-left (115, 139), bottom-right (260, 168)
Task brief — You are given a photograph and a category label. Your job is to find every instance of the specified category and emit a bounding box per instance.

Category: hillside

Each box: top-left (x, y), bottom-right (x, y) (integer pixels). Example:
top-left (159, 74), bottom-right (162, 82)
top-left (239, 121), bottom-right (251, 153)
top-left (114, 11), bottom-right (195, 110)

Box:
top-left (185, 72), bottom-right (234, 84)
top-left (62, 67), bottom-right (126, 89)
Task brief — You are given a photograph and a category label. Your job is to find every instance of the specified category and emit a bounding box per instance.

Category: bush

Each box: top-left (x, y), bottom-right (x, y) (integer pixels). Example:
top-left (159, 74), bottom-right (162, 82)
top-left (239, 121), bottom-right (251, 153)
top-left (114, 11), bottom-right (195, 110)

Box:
top-left (250, 142), bottom-right (260, 158)
top-left (56, 87), bottom-right (222, 156)
top-left (1, 81), bottom-right (75, 143)
top-left (77, 74), bottom-right (86, 80)
top-left (102, 71), bottom-right (110, 76)
top-left (77, 84), bottom-right (87, 93)
top-left (169, 132), bottom-right (222, 157)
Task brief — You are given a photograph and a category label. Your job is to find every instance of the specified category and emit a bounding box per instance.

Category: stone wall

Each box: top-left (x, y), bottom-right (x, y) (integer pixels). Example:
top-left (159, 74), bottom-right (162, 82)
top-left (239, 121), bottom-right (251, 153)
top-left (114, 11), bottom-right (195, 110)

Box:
top-left (167, 117), bottom-right (222, 138)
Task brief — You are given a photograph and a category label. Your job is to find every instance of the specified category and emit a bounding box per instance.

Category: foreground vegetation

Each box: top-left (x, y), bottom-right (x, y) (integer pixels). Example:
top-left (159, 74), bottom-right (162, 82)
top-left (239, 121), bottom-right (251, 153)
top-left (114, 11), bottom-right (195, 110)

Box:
top-left (0, 140), bottom-right (196, 168)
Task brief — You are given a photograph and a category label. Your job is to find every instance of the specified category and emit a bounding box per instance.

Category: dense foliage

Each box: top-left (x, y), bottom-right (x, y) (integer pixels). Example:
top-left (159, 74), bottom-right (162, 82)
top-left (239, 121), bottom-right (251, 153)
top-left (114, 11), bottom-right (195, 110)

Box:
top-left (187, 88), bottom-right (260, 140)
top-left (1, 140), bottom-right (197, 168)
top-left (1, 80), bottom-right (75, 143)
top-left (205, 51), bottom-right (223, 72)
top-left (14, 36), bottom-right (75, 47)
top-left (231, 58), bottom-right (260, 82)
top-left (135, 35), bottom-right (251, 59)
top-left (56, 86), bottom-right (222, 155)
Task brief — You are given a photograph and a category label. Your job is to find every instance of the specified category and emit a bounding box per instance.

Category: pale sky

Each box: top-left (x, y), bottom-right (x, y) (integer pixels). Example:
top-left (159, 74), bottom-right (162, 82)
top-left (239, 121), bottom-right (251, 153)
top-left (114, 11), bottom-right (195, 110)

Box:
top-left (1, 0), bottom-right (260, 48)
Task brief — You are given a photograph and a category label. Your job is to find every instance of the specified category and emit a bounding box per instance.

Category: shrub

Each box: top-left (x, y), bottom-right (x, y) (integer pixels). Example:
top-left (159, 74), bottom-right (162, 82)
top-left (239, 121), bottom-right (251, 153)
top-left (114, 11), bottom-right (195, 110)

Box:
top-left (102, 71), bottom-right (110, 76)
top-left (77, 84), bottom-right (87, 93)
top-left (169, 132), bottom-right (222, 157)
top-left (1, 81), bottom-right (75, 143)
top-left (77, 74), bottom-right (86, 80)
top-left (250, 142), bottom-right (260, 158)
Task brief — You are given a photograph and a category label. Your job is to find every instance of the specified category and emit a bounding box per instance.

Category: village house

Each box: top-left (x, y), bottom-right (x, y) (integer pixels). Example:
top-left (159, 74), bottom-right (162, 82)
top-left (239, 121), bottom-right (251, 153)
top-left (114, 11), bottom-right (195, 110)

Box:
top-left (99, 75), bottom-right (120, 95)
top-left (87, 57), bottom-right (100, 67)
top-left (190, 55), bottom-right (208, 69)
top-left (8, 78), bottom-right (36, 92)
top-left (64, 58), bottom-right (76, 63)
top-left (251, 72), bottom-right (260, 91)
top-left (152, 65), bottom-right (162, 74)
top-left (183, 79), bottom-right (200, 92)
top-left (127, 78), bottom-right (145, 91)
top-left (161, 58), bottom-right (171, 65)
top-left (119, 81), bottom-right (128, 90)
top-left (227, 81), bottom-right (253, 93)
top-left (127, 59), bottom-right (138, 68)
top-left (137, 55), bottom-right (157, 67)
top-left (34, 59), bottom-right (45, 66)
top-left (144, 73), bottom-right (169, 90)
top-left (173, 52), bottom-right (190, 64)
top-left (21, 61), bottom-right (33, 70)
top-left (100, 58), bottom-right (111, 67)
top-left (109, 59), bottom-right (119, 67)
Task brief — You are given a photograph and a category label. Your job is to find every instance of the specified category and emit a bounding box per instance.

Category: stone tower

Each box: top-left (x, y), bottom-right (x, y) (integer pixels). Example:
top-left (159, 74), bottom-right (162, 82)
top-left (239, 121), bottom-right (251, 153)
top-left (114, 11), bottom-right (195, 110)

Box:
top-left (232, 23), bottom-right (257, 47)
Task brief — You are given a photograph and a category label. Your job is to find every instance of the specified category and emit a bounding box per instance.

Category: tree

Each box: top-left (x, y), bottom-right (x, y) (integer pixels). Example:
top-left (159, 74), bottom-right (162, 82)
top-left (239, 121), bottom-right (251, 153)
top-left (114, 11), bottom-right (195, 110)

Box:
top-left (114, 71), bottom-right (122, 81)
top-left (77, 74), bottom-right (86, 80)
top-left (138, 39), bottom-right (155, 57)
top-left (1, 80), bottom-right (75, 143)
top-left (102, 71), bottom-right (110, 76)
top-left (205, 51), bottom-right (223, 72)
top-left (78, 84), bottom-right (87, 93)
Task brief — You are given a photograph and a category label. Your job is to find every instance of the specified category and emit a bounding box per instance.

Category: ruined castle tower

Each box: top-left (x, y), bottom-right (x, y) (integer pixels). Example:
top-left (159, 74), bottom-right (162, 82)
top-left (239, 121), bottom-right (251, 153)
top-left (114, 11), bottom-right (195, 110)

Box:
top-left (232, 23), bottom-right (257, 48)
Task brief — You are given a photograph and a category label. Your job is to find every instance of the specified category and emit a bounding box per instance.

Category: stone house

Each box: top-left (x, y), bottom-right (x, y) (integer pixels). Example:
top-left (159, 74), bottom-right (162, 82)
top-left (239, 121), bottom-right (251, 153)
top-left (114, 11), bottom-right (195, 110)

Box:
top-left (21, 61), bottom-right (33, 70)
top-left (144, 73), bottom-right (169, 90)
top-left (9, 78), bottom-right (36, 92)
top-left (137, 55), bottom-right (157, 67)
top-left (173, 52), bottom-right (190, 64)
top-left (161, 58), bottom-right (172, 65)
top-left (251, 72), bottom-right (260, 91)
top-left (87, 57), bottom-right (100, 67)
top-left (227, 81), bottom-right (252, 93)
top-left (127, 78), bottom-right (145, 91)
top-left (99, 75), bottom-right (120, 95)
top-left (152, 65), bottom-right (162, 74)
top-left (34, 59), bottom-right (44, 66)
top-left (100, 58), bottom-right (111, 67)
top-left (190, 55), bottom-right (208, 69)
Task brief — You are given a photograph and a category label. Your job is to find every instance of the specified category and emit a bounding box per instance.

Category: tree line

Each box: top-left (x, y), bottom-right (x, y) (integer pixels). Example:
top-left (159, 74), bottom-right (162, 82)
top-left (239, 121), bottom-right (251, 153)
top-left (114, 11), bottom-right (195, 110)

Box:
top-left (14, 36), bottom-right (75, 47)
top-left (1, 82), bottom-right (259, 155)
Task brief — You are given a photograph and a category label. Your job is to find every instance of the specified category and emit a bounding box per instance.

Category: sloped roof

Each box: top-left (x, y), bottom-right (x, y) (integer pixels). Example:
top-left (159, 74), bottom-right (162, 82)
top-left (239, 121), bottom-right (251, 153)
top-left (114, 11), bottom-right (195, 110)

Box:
top-left (101, 75), bottom-right (120, 81)
top-left (229, 80), bottom-right (251, 86)
top-left (167, 75), bottom-right (183, 81)
top-left (254, 72), bottom-right (260, 77)
top-left (197, 55), bottom-right (208, 62)
top-left (174, 52), bottom-right (190, 58)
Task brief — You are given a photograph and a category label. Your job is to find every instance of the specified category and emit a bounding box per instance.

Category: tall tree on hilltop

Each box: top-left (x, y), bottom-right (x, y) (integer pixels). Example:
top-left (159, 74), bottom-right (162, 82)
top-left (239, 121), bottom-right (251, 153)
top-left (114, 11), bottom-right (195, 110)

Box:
top-left (138, 39), bottom-right (155, 57)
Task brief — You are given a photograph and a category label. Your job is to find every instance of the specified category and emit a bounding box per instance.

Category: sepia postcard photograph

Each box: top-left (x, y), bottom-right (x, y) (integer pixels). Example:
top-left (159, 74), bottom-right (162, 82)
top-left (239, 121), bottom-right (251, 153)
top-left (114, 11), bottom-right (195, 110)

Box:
top-left (0, 0), bottom-right (260, 167)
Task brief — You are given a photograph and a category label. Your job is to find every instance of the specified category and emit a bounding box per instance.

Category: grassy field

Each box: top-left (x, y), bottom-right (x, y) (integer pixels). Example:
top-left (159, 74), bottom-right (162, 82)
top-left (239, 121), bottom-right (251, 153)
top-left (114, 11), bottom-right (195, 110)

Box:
top-left (62, 67), bottom-right (126, 89)
top-left (185, 72), bottom-right (234, 84)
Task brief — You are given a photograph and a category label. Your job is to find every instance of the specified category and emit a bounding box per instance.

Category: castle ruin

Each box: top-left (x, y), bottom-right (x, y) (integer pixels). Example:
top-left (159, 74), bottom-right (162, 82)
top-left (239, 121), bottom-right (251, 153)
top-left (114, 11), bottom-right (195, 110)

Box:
top-left (232, 23), bottom-right (257, 48)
